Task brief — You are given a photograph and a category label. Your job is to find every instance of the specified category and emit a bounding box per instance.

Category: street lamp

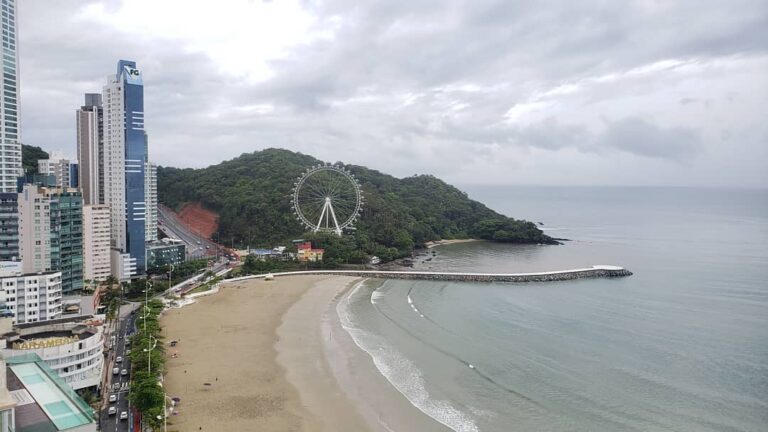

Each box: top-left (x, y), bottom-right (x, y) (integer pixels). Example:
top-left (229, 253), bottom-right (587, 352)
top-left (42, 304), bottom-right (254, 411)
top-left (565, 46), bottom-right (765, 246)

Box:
top-left (143, 335), bottom-right (158, 374)
top-left (168, 264), bottom-right (174, 291)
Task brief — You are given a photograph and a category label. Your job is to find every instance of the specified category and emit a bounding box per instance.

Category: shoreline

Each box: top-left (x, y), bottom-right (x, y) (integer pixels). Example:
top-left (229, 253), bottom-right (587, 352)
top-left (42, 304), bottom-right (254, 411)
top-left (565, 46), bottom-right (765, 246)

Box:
top-left (161, 275), bottom-right (450, 431)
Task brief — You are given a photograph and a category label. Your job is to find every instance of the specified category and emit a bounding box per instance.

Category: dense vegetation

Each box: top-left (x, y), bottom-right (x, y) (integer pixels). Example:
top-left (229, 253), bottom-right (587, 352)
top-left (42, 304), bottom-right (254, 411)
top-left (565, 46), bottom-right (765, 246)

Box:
top-left (128, 299), bottom-right (166, 430)
top-left (158, 148), bottom-right (555, 261)
top-left (21, 144), bottom-right (48, 174)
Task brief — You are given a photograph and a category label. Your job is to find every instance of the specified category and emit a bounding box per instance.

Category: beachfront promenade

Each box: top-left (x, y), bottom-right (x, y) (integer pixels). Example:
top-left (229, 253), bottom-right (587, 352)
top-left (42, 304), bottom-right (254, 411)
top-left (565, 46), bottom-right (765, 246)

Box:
top-left (223, 265), bottom-right (632, 284)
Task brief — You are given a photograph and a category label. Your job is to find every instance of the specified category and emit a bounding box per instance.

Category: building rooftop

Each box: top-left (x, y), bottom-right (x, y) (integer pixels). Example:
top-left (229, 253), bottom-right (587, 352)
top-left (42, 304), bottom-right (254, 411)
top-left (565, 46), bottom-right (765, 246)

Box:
top-left (6, 353), bottom-right (95, 431)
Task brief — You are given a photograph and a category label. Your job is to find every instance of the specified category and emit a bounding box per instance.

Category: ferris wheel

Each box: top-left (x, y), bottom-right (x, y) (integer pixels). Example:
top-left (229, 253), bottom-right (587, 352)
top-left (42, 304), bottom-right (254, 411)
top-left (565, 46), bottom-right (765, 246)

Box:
top-left (292, 164), bottom-right (363, 235)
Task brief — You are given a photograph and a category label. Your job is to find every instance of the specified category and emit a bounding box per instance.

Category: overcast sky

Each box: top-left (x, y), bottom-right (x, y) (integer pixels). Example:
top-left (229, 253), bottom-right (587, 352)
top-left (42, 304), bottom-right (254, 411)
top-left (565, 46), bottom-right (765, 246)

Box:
top-left (18, 0), bottom-right (768, 187)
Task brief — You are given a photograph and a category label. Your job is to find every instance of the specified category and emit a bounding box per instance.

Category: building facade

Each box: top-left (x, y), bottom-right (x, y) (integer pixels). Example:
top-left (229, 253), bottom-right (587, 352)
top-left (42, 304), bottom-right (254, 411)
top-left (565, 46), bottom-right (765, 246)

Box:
top-left (17, 186), bottom-right (83, 294)
top-left (1, 319), bottom-right (104, 390)
top-left (109, 250), bottom-right (135, 282)
top-left (144, 162), bottom-right (157, 242)
top-left (0, 193), bottom-right (18, 262)
top-left (0, 263), bottom-right (62, 324)
top-left (17, 185), bottom-right (52, 274)
top-left (146, 241), bottom-right (185, 270)
top-left (0, 0), bottom-right (19, 194)
top-left (36, 155), bottom-right (71, 189)
top-left (76, 94), bottom-right (103, 206)
top-left (103, 60), bottom-right (146, 274)
top-left (82, 205), bottom-right (110, 283)
top-left (49, 191), bottom-right (83, 294)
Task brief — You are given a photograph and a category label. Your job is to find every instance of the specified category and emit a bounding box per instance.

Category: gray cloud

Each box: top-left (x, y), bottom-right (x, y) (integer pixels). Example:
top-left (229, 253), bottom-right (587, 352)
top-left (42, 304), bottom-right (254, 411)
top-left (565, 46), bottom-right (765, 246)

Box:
top-left (15, 0), bottom-right (768, 187)
top-left (597, 117), bottom-right (702, 160)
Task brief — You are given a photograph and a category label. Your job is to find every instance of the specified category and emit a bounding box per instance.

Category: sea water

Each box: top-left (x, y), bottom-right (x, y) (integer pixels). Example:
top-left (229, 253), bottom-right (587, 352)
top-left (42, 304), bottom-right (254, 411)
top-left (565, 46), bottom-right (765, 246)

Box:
top-left (339, 187), bottom-right (768, 431)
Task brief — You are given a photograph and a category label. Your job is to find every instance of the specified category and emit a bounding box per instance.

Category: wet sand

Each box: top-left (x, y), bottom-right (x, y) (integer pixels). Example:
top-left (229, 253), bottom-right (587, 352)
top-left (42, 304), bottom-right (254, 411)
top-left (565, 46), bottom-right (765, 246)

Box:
top-left (161, 275), bottom-right (448, 432)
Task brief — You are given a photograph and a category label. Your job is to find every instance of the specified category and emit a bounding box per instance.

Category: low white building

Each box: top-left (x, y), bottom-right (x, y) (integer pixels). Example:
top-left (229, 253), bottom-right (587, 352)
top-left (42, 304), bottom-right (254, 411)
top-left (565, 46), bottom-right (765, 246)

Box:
top-left (0, 261), bottom-right (63, 324)
top-left (1, 317), bottom-right (104, 391)
top-left (110, 249), bottom-right (136, 282)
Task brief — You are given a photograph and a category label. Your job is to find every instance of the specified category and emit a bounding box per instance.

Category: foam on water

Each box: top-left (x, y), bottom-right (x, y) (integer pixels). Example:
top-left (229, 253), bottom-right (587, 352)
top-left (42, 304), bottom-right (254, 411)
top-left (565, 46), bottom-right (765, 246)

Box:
top-left (338, 281), bottom-right (479, 432)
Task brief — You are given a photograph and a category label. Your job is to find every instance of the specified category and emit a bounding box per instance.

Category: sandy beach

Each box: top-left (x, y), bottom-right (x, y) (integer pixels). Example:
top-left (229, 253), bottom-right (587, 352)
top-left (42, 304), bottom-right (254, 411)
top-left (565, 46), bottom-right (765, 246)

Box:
top-left (161, 274), bottom-right (449, 432)
top-left (424, 238), bottom-right (482, 249)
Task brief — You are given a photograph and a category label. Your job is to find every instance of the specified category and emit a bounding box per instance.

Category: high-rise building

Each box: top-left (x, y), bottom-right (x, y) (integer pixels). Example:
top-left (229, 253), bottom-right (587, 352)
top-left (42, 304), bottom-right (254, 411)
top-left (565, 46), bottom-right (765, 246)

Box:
top-left (83, 204), bottom-right (111, 283)
top-left (76, 93), bottom-right (103, 205)
top-left (17, 185), bottom-right (52, 273)
top-left (0, 0), bottom-right (20, 193)
top-left (49, 190), bottom-right (83, 293)
top-left (0, 193), bottom-right (18, 261)
top-left (17, 185), bottom-right (83, 294)
top-left (37, 153), bottom-right (72, 189)
top-left (103, 60), bottom-right (146, 274)
top-left (145, 161), bottom-right (157, 242)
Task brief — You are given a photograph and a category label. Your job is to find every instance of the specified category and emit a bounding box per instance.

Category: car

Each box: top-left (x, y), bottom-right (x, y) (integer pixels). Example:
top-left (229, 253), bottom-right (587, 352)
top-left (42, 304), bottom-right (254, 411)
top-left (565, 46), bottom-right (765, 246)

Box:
top-left (197, 240), bottom-right (201, 244)
top-left (112, 367), bottom-right (119, 375)
top-left (206, 245), bottom-right (211, 249)
top-left (120, 411), bottom-right (128, 421)
top-left (120, 369), bottom-right (128, 376)
top-left (125, 339), bottom-right (131, 347)
top-left (126, 349), bottom-right (131, 355)
top-left (108, 394), bottom-right (117, 403)
top-left (108, 406), bottom-right (116, 416)
top-left (116, 356), bottom-right (123, 363)
top-left (112, 383), bottom-right (120, 391)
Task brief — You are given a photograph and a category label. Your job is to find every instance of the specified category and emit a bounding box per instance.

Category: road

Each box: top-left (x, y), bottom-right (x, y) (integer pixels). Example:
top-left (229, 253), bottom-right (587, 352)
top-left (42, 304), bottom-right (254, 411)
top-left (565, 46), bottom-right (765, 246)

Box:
top-left (158, 205), bottom-right (222, 260)
top-left (99, 303), bottom-right (138, 432)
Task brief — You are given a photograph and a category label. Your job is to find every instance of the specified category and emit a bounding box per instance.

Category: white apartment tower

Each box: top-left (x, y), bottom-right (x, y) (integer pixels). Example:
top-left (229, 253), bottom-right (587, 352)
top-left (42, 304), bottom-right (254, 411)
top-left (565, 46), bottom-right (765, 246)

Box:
top-left (145, 161), bottom-right (157, 242)
top-left (102, 73), bottom-right (127, 252)
top-left (17, 185), bottom-right (51, 274)
top-left (83, 205), bottom-right (111, 282)
top-left (0, 0), bottom-right (20, 193)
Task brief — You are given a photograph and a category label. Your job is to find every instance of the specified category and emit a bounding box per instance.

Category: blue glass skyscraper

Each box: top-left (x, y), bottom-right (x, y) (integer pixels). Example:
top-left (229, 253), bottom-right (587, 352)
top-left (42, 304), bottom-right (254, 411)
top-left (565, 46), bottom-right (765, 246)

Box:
top-left (103, 60), bottom-right (146, 276)
top-left (118, 60), bottom-right (147, 273)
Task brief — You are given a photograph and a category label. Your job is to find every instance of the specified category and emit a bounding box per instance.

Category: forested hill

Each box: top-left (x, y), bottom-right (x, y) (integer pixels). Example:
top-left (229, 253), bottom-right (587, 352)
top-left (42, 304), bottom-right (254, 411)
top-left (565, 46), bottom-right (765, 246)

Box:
top-left (21, 144), bottom-right (49, 174)
top-left (158, 148), bottom-right (555, 261)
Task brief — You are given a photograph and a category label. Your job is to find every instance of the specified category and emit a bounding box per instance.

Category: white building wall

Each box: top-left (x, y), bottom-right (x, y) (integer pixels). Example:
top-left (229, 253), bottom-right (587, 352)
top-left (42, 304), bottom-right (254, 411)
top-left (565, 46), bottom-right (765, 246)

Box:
top-left (0, 271), bottom-right (62, 324)
top-left (102, 76), bottom-right (126, 252)
top-left (1, 327), bottom-right (105, 390)
top-left (83, 205), bottom-right (111, 283)
top-left (144, 162), bottom-right (157, 242)
top-left (17, 185), bottom-right (52, 274)
top-left (110, 249), bottom-right (135, 282)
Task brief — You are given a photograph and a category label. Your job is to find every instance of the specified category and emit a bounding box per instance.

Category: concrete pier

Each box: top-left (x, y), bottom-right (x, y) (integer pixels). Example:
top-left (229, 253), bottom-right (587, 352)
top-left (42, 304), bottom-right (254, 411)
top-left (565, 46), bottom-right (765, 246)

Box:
top-left (224, 265), bottom-right (632, 284)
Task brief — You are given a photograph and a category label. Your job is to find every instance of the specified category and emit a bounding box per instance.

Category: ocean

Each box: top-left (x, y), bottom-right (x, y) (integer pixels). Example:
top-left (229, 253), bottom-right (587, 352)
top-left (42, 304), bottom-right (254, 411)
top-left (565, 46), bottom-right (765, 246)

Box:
top-left (337, 186), bottom-right (768, 432)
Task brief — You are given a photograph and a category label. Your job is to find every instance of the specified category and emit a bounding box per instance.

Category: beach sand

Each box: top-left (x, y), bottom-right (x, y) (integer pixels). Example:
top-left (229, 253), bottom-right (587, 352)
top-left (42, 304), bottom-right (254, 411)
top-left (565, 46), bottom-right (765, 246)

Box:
top-left (161, 275), bottom-right (449, 432)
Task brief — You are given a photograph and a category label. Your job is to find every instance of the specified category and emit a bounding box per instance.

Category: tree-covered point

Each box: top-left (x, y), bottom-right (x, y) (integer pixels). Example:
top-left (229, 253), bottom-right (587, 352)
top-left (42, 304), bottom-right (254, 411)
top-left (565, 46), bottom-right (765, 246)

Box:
top-left (158, 148), bottom-right (556, 260)
top-left (21, 144), bottom-right (49, 174)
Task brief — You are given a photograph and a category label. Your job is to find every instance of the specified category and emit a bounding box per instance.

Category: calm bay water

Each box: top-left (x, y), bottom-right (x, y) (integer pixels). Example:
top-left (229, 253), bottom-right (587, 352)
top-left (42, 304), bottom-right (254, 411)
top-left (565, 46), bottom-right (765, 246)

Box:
top-left (339, 187), bottom-right (768, 431)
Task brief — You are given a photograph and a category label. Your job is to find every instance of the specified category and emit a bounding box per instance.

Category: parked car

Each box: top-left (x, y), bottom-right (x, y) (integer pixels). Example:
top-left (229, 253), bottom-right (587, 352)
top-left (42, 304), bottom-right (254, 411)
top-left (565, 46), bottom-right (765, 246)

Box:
top-left (120, 411), bottom-right (128, 421)
top-left (108, 407), bottom-right (116, 416)
top-left (112, 383), bottom-right (120, 391)
top-left (112, 367), bottom-right (119, 375)
top-left (116, 356), bottom-right (123, 363)
top-left (120, 369), bottom-right (128, 376)
top-left (109, 394), bottom-right (117, 403)
top-left (126, 349), bottom-right (131, 355)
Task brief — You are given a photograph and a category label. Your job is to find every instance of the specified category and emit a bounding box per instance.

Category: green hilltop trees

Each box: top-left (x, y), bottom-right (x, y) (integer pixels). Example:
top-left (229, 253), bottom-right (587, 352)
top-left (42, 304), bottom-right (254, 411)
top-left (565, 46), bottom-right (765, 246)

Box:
top-left (158, 148), bottom-right (556, 263)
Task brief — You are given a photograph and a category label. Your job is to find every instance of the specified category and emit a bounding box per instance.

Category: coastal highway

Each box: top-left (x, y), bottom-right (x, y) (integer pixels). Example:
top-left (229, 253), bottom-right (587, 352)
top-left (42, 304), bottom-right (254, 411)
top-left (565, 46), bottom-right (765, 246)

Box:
top-left (158, 205), bottom-right (220, 260)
